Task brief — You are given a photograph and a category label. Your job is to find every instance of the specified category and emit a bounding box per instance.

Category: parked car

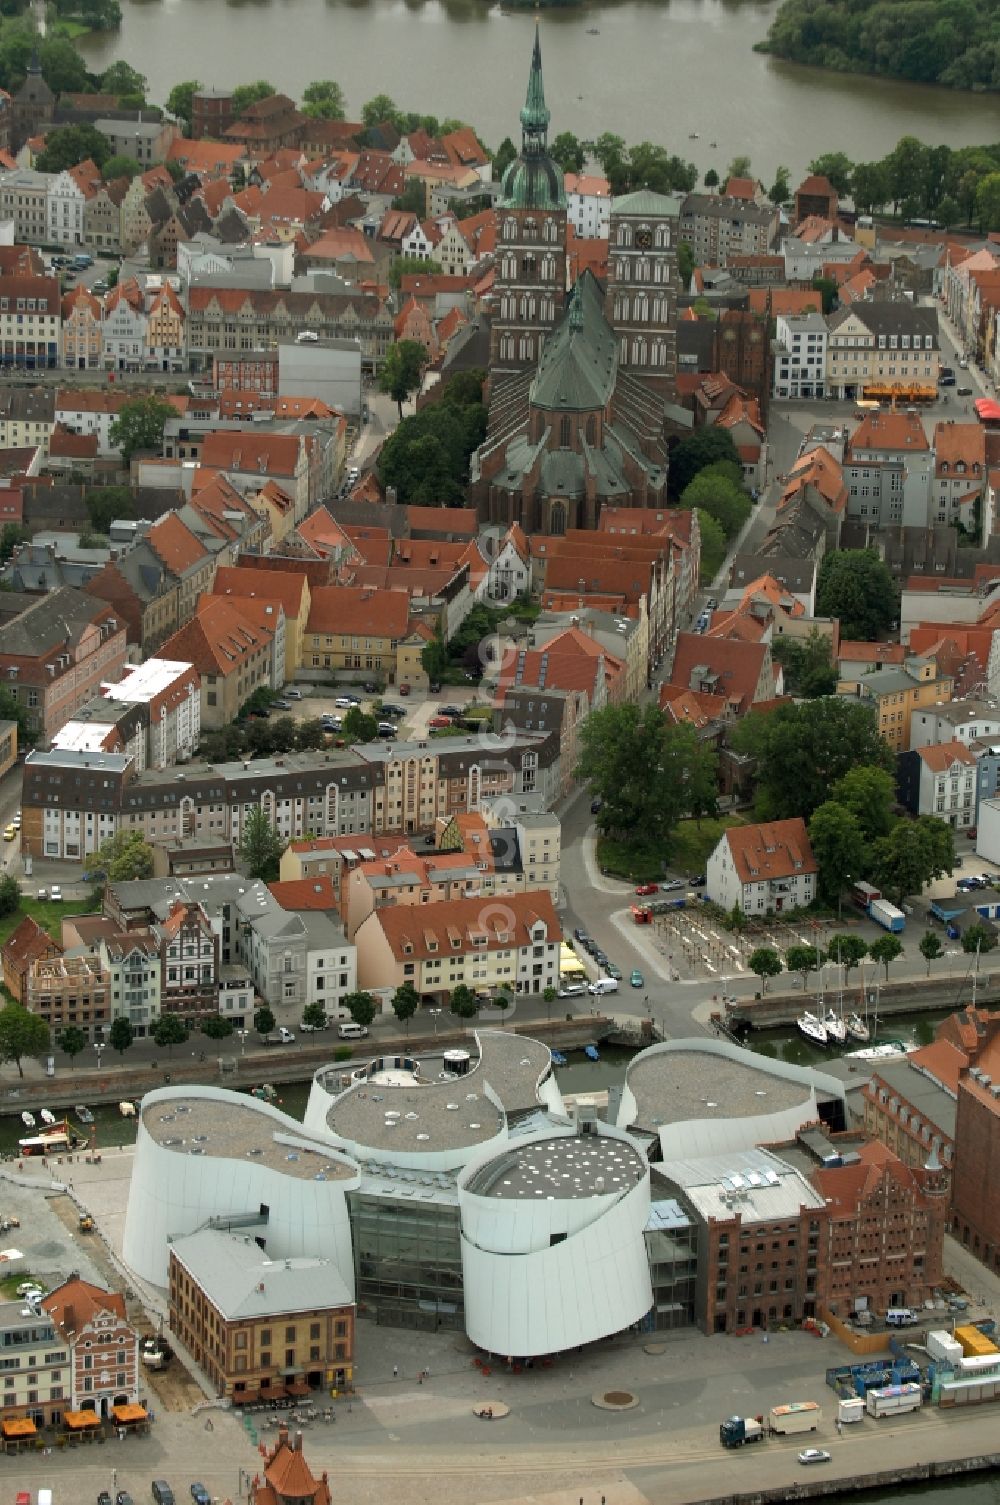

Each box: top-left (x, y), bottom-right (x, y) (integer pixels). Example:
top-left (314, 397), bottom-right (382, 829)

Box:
top-left (361, 680), bottom-right (379, 693)
top-left (299, 1019), bottom-right (326, 1032)
top-left (380, 704), bottom-right (405, 718)
top-left (593, 949), bottom-right (608, 967)
top-left (606, 962), bottom-right (622, 980)
top-left (285, 687), bottom-right (303, 699)
top-left (399, 683), bottom-right (411, 695)
top-left (334, 696), bottom-right (354, 709)
top-left (590, 797), bottom-right (603, 814)
top-left (98, 1493), bottom-right (113, 1505)
top-left (116, 1493), bottom-right (134, 1505)
top-left (958, 356), bottom-right (969, 368)
top-left (630, 969), bottom-right (644, 988)
top-left (271, 698), bottom-right (292, 710)
top-left (558, 982), bottom-right (586, 997)
top-left (635, 883), bottom-right (658, 896)
top-left (798, 1450), bottom-right (831, 1466)
top-left (688, 873), bottom-right (707, 886)
top-left (957, 385), bottom-right (973, 396)
top-left (662, 878), bottom-right (684, 891)
top-left (151, 1485), bottom-right (176, 1505)
top-left (428, 715), bottom-right (452, 728)
top-left (377, 722), bottom-right (397, 738)
top-left (573, 928), bottom-right (590, 945)
top-left (190, 1487), bottom-right (211, 1505)
top-left (438, 704), bottom-right (462, 717)
top-left (3, 824), bottom-right (15, 841)
top-left (50, 886), bottom-right (62, 901)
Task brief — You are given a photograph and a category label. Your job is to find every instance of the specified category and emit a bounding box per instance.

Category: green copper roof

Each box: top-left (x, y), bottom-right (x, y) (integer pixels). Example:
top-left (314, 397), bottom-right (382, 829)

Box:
top-left (611, 189), bottom-right (683, 217)
top-left (500, 25), bottom-right (566, 211)
top-left (520, 25), bottom-right (550, 134)
top-left (531, 272), bottom-right (616, 413)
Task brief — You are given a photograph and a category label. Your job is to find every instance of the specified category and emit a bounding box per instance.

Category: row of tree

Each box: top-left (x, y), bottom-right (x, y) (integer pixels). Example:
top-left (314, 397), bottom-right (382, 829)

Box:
top-left (806, 139), bottom-right (1000, 231)
top-left (745, 920), bottom-right (995, 993)
top-left (377, 367), bottom-right (487, 505)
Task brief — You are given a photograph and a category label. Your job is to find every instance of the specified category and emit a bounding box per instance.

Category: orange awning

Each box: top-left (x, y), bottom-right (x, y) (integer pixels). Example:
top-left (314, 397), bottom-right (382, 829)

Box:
top-left (111, 1404), bottom-right (147, 1423)
top-left (2, 1418), bottom-right (37, 1438)
top-left (63, 1410), bottom-right (101, 1429)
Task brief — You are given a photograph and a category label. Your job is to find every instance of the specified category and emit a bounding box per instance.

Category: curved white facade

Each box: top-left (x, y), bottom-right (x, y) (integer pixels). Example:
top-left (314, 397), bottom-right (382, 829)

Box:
top-left (457, 1125), bottom-right (652, 1356)
top-left (617, 1038), bottom-right (846, 1160)
top-left (123, 1086), bottom-right (359, 1288)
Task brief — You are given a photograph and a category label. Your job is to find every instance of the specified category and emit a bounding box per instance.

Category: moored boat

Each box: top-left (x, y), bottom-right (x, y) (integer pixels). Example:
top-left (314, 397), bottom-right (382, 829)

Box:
top-left (584, 1044), bottom-right (600, 1061)
top-left (824, 1008), bottom-right (848, 1046)
top-left (21, 1111), bottom-right (35, 1128)
top-left (846, 1040), bottom-right (908, 1061)
top-left (75, 1104), bottom-right (94, 1124)
top-left (797, 1011), bottom-right (828, 1046)
top-left (846, 1012), bottom-right (870, 1043)
top-left (19, 1118), bottom-right (77, 1156)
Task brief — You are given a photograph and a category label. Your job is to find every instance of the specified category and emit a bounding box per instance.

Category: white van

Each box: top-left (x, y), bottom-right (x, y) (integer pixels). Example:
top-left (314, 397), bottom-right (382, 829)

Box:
top-left (885, 1307), bottom-right (916, 1327)
top-left (38, 1491), bottom-right (54, 1505)
top-left (588, 977), bottom-right (619, 995)
top-left (338, 1022), bottom-right (369, 1039)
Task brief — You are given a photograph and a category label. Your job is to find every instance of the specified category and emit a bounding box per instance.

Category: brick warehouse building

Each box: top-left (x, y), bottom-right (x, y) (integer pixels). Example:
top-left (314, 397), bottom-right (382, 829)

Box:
top-left (951, 1051), bottom-right (1000, 1274)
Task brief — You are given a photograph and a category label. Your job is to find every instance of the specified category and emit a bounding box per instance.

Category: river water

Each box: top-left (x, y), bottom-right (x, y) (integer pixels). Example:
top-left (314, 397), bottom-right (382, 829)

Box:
top-left (76, 0), bottom-right (998, 183)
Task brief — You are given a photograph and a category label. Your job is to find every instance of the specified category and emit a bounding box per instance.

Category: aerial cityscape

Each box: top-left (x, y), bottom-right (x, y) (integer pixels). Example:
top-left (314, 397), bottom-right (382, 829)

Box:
top-left (0, 2), bottom-right (999, 1504)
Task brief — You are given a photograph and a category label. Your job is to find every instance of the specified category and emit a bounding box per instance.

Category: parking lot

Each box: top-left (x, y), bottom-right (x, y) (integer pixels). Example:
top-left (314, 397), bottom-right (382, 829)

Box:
top-left (266, 683), bottom-right (490, 743)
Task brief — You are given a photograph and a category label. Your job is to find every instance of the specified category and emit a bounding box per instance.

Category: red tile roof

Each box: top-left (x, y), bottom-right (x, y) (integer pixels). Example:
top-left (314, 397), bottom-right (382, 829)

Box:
top-left (306, 585), bottom-right (410, 637)
top-left (213, 564), bottom-right (309, 619)
top-left (369, 889), bottom-right (560, 963)
top-left (160, 597), bottom-right (272, 679)
top-left (268, 876), bottom-right (337, 910)
top-left (915, 740), bottom-right (976, 773)
top-left (147, 513), bottom-right (208, 576)
top-left (200, 430), bottom-right (301, 477)
top-left (723, 817), bottom-right (816, 885)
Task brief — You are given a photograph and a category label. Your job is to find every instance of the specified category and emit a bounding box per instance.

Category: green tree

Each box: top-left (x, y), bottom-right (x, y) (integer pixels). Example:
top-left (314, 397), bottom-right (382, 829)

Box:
top-left (975, 173), bottom-right (1000, 232)
top-left (919, 931), bottom-right (944, 975)
top-left (748, 947), bottom-right (783, 992)
top-left (153, 1014), bottom-right (188, 1052)
top-left (726, 155), bottom-right (752, 180)
top-left (231, 80), bottom-right (277, 117)
top-left (379, 339), bottom-right (427, 418)
top-left (302, 1002), bottom-right (328, 1030)
top-left (830, 765), bottom-right (896, 843)
top-left (449, 983), bottom-right (478, 1019)
top-left (345, 990), bottom-right (377, 1029)
top-left (681, 469), bottom-right (750, 540)
top-left (254, 1005), bottom-right (276, 1035)
top-left (0, 1003), bottom-right (49, 1077)
top-left (109, 1016), bottom-right (134, 1056)
top-left (343, 707), bottom-right (378, 743)
top-left (592, 132), bottom-right (626, 177)
top-left (166, 78), bottom-right (202, 132)
top-left (543, 984), bottom-right (557, 1020)
top-left (677, 240), bottom-right (695, 287)
top-left (377, 373), bottom-right (485, 506)
top-left (238, 806), bottom-right (285, 881)
top-left (391, 981), bottom-right (419, 1033)
top-left (420, 630), bottom-right (449, 684)
top-left (388, 254), bottom-right (442, 289)
top-left (695, 509), bottom-right (726, 584)
top-left (733, 698), bottom-right (893, 822)
top-left (100, 59), bottom-right (146, 98)
top-left (870, 816), bottom-right (955, 905)
top-left (294, 719), bottom-right (328, 752)
top-left (98, 830), bottom-right (154, 881)
top-left (810, 274), bottom-right (838, 315)
top-left (0, 522), bottom-right (29, 561)
top-left (962, 923), bottom-right (997, 968)
top-left (786, 943), bottom-right (826, 991)
top-left (850, 160), bottom-right (891, 215)
top-left (58, 1025), bottom-right (87, 1061)
top-left (0, 683), bottom-right (29, 746)
top-left (816, 548), bottom-right (898, 641)
top-left (85, 484), bottom-right (134, 533)
top-left (492, 136), bottom-right (517, 181)
top-left (808, 801), bottom-right (866, 909)
top-left (808, 152), bottom-right (853, 196)
top-left (108, 395), bottom-right (175, 465)
top-left (200, 1016), bottom-right (233, 1039)
top-left (768, 164), bottom-right (791, 205)
top-left (36, 123), bottom-right (111, 173)
top-left (827, 933), bottom-right (868, 982)
top-left (38, 35), bottom-right (90, 93)
top-left (869, 933), bottom-right (904, 980)
top-left (550, 130), bottom-right (585, 173)
top-left (668, 427), bottom-right (740, 498)
top-left (302, 79), bottom-right (346, 120)
top-left (885, 136), bottom-right (928, 213)
top-left (703, 168), bottom-right (719, 193)
top-left (362, 92), bottom-right (400, 129)
top-left (102, 154), bottom-right (141, 182)
top-left (772, 630), bottom-right (837, 697)
top-left (576, 703), bottom-right (717, 855)
top-left (0, 872), bottom-right (20, 918)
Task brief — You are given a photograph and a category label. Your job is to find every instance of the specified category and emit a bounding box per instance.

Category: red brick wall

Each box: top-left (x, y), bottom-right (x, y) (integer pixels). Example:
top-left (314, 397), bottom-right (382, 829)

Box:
top-left (952, 1080), bottom-right (1000, 1273)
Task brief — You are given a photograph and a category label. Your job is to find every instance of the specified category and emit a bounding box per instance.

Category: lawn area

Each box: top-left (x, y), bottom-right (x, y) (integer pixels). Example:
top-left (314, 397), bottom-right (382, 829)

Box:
top-left (596, 812), bottom-right (748, 884)
top-left (0, 897), bottom-right (94, 950)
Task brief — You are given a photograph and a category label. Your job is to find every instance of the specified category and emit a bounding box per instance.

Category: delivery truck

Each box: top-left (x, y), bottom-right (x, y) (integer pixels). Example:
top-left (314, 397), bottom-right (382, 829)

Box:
top-left (869, 898), bottom-right (905, 933)
top-left (769, 1401), bottom-right (821, 1435)
top-left (837, 1397), bottom-right (865, 1425)
top-left (865, 1383), bottom-right (921, 1419)
top-left (719, 1414), bottom-right (765, 1448)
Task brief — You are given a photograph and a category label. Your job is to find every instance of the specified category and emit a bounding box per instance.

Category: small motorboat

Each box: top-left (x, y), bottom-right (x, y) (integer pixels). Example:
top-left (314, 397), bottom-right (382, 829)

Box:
top-left (586, 26), bottom-right (600, 33)
top-left (551, 1050), bottom-right (567, 1067)
top-left (584, 1044), bottom-right (600, 1062)
top-left (118, 1100), bottom-right (136, 1118)
top-left (797, 1011), bottom-right (827, 1047)
top-left (21, 1111), bottom-right (35, 1128)
top-left (75, 1105), bottom-right (94, 1124)
top-left (689, 132), bottom-right (700, 139)
top-left (846, 1012), bottom-right (870, 1044)
top-left (846, 1040), bottom-right (908, 1061)
top-left (824, 1009), bottom-right (848, 1046)
top-left (710, 140), bottom-right (718, 147)
top-left (40, 1109), bottom-right (55, 1125)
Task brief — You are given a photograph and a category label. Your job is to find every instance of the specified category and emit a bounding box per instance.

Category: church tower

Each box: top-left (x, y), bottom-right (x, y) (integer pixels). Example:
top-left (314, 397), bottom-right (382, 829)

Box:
top-left (489, 27), bottom-right (568, 381)
top-left (606, 190), bottom-right (681, 399)
top-left (12, 41), bottom-right (55, 153)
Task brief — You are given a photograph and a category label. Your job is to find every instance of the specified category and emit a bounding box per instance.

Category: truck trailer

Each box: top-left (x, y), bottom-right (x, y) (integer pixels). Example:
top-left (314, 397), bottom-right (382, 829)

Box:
top-left (769, 1402), bottom-right (821, 1435)
top-left (837, 1397), bottom-right (865, 1425)
top-left (869, 898), bottom-right (905, 933)
top-left (865, 1383), bottom-right (921, 1418)
top-left (720, 1415), bottom-right (765, 1448)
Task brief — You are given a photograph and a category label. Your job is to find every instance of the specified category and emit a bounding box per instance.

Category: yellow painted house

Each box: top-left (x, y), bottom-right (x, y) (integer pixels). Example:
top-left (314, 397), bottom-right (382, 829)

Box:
top-left (211, 564), bottom-right (311, 681)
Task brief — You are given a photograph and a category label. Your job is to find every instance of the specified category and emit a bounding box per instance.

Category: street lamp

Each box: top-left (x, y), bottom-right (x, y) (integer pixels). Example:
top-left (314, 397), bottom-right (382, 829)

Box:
top-left (429, 1007), bottom-right (443, 1035)
top-left (237, 1028), bottom-right (248, 1056)
top-left (93, 1041), bottom-right (105, 1070)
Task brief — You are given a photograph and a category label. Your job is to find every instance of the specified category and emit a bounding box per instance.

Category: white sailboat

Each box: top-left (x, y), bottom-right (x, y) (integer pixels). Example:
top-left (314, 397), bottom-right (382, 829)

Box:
top-left (824, 1006), bottom-right (848, 1046)
top-left (797, 1010), bottom-right (828, 1046)
top-left (846, 1009), bottom-right (870, 1043)
top-left (21, 1111), bottom-right (35, 1128)
top-left (40, 1108), bottom-right (55, 1125)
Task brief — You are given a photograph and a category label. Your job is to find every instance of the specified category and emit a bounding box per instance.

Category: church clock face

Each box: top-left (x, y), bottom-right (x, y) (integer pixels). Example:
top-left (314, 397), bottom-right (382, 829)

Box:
top-left (635, 228), bottom-right (653, 251)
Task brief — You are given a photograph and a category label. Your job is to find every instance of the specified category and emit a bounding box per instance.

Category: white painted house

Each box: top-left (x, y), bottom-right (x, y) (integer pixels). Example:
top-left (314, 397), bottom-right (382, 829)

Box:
top-left (706, 818), bottom-right (817, 917)
top-left (565, 173), bottom-right (612, 238)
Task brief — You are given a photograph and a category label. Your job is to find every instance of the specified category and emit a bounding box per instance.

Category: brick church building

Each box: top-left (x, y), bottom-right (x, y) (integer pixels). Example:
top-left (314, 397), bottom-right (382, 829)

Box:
top-left (471, 30), bottom-right (683, 535)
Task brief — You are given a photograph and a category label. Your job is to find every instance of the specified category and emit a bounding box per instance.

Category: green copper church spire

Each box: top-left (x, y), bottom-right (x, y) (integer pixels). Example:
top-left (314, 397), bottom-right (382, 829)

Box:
top-left (520, 23), bottom-right (550, 141)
